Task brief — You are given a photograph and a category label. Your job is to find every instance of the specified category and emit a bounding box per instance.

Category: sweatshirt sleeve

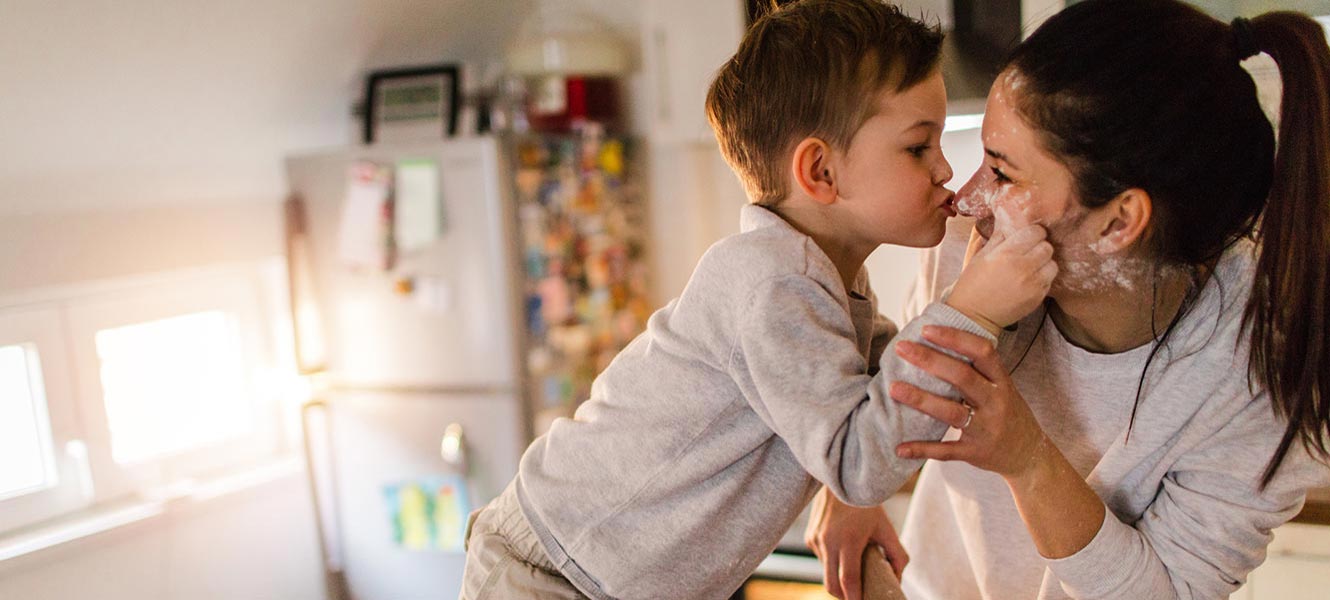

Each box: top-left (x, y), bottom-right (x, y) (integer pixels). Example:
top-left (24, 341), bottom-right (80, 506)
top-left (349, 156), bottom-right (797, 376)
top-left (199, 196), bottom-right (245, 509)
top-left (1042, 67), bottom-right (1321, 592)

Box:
top-left (729, 274), bottom-right (996, 506)
top-left (867, 309), bottom-right (899, 373)
top-left (1045, 392), bottom-right (1330, 599)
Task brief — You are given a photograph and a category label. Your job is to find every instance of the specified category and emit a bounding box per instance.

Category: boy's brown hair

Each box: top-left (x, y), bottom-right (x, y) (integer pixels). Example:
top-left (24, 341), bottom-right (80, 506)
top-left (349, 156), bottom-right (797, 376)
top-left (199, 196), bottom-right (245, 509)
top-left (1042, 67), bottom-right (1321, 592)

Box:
top-left (706, 0), bottom-right (944, 206)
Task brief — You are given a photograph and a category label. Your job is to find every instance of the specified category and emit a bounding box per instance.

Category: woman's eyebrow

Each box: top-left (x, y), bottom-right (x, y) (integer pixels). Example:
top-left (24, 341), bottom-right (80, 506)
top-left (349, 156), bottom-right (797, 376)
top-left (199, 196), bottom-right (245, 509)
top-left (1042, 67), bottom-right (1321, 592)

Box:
top-left (986, 147), bottom-right (1022, 171)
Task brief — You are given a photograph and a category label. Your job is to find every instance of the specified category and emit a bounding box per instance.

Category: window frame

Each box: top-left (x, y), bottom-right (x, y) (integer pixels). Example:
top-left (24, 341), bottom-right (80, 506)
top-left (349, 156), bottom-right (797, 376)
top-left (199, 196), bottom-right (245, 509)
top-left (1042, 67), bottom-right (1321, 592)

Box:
top-left (0, 305), bottom-right (91, 533)
top-left (62, 264), bottom-right (287, 504)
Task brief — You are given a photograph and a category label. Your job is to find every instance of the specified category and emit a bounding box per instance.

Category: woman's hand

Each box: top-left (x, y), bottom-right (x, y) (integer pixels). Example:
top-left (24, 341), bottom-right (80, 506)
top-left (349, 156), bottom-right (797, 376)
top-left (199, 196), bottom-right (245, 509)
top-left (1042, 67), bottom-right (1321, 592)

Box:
top-left (805, 486), bottom-right (909, 600)
top-left (890, 325), bottom-right (1108, 559)
top-left (890, 325), bottom-right (1050, 481)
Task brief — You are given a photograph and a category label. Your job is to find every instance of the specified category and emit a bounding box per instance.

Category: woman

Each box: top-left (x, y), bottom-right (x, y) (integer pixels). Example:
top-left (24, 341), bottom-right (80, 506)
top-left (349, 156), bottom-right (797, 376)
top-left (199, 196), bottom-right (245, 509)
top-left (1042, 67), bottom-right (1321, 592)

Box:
top-left (806, 1), bottom-right (1330, 599)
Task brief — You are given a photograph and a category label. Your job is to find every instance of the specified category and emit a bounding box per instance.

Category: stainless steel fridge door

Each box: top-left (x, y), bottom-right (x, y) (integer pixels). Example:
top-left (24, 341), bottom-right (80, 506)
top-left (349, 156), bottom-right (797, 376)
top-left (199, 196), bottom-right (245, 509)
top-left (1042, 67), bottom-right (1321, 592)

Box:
top-left (284, 138), bottom-right (521, 389)
top-left (322, 389), bottom-right (523, 600)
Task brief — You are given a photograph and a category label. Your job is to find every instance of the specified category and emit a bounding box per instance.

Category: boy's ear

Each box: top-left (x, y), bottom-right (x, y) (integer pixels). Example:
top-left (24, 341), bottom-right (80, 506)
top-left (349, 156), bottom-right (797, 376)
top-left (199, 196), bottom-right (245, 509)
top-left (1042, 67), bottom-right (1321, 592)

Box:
top-left (791, 137), bottom-right (837, 205)
top-left (1092, 188), bottom-right (1152, 254)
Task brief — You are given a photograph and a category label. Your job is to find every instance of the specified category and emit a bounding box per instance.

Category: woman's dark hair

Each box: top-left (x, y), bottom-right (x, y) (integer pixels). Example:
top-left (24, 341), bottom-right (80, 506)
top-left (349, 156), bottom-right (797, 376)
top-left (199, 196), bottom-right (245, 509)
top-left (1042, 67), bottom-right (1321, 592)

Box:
top-left (1007, 0), bottom-right (1330, 487)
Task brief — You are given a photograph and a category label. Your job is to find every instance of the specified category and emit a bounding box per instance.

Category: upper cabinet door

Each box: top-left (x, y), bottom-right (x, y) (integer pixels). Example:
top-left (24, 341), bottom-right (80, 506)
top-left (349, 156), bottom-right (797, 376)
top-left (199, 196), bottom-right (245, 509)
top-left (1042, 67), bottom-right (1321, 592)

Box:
top-left (642, 0), bottom-right (745, 145)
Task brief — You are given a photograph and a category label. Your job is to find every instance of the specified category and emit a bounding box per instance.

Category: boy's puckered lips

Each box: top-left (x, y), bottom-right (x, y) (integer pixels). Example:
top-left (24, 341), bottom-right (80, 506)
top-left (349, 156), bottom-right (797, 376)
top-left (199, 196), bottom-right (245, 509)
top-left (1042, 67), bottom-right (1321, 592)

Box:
top-left (941, 193), bottom-right (958, 218)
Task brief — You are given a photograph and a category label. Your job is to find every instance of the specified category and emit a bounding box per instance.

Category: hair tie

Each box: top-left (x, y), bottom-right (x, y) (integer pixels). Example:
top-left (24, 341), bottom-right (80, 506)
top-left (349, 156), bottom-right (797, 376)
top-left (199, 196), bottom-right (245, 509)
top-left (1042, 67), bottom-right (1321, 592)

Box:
top-left (1232, 17), bottom-right (1260, 60)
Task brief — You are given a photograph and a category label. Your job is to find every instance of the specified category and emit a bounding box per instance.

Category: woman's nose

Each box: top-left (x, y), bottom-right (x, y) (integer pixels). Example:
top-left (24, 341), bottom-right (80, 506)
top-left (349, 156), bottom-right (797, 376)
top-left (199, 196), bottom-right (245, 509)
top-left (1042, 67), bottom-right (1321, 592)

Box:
top-left (954, 171), bottom-right (992, 218)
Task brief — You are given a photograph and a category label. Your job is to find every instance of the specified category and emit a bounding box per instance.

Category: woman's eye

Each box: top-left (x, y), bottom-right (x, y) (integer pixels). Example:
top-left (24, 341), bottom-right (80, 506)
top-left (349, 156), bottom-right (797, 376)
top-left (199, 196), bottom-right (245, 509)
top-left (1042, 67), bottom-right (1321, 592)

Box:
top-left (908, 144), bottom-right (931, 157)
top-left (990, 166), bottom-right (1012, 184)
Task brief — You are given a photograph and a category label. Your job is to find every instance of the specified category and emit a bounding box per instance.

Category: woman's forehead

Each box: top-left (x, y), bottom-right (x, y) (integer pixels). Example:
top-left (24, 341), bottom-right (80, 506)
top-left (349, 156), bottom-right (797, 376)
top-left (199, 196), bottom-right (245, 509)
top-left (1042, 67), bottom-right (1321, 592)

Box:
top-left (981, 85), bottom-right (1064, 177)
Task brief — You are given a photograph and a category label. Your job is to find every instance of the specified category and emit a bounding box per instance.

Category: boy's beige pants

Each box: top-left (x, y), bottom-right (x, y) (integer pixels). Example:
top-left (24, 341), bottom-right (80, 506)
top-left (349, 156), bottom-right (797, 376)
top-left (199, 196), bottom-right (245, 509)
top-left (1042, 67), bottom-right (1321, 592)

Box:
top-left (459, 484), bottom-right (904, 600)
top-left (458, 484), bottom-right (588, 600)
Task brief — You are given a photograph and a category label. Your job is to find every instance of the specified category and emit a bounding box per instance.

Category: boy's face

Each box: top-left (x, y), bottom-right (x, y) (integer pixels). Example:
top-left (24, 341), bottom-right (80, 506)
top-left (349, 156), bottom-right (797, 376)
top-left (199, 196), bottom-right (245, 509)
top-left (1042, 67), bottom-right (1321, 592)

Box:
top-left (830, 69), bottom-right (955, 249)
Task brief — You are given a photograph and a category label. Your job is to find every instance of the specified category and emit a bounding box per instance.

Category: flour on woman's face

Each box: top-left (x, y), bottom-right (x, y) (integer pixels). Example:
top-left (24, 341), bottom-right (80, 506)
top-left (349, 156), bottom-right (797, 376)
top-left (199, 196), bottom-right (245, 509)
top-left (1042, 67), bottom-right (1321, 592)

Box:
top-left (956, 70), bottom-right (1150, 295)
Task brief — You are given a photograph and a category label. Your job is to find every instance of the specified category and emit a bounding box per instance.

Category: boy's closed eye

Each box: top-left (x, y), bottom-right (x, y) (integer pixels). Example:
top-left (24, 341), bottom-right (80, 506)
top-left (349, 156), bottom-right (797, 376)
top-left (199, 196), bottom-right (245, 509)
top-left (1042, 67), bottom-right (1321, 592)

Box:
top-left (906, 143), bottom-right (933, 157)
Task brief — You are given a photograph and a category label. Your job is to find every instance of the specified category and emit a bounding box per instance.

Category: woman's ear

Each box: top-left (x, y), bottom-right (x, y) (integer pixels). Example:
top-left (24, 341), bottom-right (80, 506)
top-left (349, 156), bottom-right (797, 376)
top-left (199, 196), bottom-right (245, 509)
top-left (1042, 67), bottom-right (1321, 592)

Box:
top-left (791, 137), bottom-right (837, 205)
top-left (1092, 188), bottom-right (1152, 253)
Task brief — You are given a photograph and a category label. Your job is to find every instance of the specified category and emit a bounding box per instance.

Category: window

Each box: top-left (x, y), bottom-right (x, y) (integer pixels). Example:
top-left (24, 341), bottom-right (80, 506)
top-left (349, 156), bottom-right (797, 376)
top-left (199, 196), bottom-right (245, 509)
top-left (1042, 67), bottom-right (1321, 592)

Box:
top-left (0, 344), bottom-right (55, 500)
top-left (64, 264), bottom-right (288, 503)
top-left (0, 259), bottom-right (292, 535)
top-left (95, 311), bottom-right (256, 464)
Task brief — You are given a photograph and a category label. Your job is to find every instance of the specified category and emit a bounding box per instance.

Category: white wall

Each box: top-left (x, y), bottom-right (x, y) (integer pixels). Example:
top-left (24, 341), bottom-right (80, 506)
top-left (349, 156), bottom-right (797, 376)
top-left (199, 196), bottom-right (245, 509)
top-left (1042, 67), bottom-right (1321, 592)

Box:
top-left (0, 474), bottom-right (324, 600)
top-left (0, 0), bottom-right (641, 218)
top-left (0, 2), bottom-right (641, 598)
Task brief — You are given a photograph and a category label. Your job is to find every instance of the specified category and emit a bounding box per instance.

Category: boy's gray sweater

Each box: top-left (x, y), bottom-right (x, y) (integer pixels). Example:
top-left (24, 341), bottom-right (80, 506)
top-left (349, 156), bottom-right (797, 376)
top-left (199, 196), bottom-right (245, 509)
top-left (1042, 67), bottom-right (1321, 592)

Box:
top-left (513, 205), bottom-right (993, 600)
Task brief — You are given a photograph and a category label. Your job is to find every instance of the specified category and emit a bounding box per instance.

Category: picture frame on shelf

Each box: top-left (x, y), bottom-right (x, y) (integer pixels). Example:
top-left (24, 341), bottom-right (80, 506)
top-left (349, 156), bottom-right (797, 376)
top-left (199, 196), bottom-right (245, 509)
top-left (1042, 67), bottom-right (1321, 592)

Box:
top-left (363, 64), bottom-right (461, 144)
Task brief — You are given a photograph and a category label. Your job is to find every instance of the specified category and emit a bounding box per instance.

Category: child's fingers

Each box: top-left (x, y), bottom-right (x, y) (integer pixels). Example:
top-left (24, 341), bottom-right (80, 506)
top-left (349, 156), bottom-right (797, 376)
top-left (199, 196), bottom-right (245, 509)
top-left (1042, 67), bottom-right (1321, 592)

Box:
top-left (875, 535), bottom-right (911, 579)
top-left (964, 226), bottom-right (987, 264)
top-left (982, 226), bottom-right (1008, 250)
top-left (977, 223), bottom-right (1042, 258)
top-left (1024, 240), bottom-right (1054, 263)
top-left (825, 552), bottom-right (844, 599)
top-left (1038, 260), bottom-right (1059, 286)
top-left (839, 547), bottom-right (864, 600)
top-left (1002, 224), bottom-right (1047, 252)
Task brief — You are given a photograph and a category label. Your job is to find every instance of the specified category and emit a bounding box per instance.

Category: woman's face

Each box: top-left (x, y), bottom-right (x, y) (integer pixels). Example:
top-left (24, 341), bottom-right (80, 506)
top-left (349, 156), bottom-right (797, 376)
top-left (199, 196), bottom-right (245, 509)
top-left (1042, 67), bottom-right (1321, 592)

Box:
top-left (955, 71), bottom-right (1135, 294)
top-left (954, 71), bottom-right (1083, 241)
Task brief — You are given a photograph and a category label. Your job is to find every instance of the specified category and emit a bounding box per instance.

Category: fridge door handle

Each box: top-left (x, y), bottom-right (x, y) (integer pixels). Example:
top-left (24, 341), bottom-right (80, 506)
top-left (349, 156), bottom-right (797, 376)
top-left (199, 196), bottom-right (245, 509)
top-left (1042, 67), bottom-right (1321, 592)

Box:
top-left (440, 422), bottom-right (467, 470)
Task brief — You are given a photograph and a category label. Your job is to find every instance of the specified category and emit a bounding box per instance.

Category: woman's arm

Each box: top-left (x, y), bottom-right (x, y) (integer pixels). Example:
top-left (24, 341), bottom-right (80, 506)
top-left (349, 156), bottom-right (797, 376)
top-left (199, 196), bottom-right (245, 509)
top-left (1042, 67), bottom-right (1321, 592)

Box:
top-left (894, 325), bottom-right (1329, 599)
top-left (891, 327), bottom-right (1104, 558)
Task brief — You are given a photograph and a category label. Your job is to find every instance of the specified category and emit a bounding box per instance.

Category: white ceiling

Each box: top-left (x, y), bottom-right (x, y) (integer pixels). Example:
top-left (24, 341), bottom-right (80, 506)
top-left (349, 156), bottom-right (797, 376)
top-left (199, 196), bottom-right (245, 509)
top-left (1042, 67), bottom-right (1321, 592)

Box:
top-left (0, 0), bottom-right (1322, 217)
top-left (0, 0), bottom-right (640, 216)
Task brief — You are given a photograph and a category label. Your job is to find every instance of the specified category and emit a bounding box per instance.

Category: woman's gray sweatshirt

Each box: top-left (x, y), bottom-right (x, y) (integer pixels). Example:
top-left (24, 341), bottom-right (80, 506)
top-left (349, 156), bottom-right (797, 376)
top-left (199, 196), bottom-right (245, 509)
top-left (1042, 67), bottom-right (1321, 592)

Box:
top-left (900, 219), bottom-right (1330, 600)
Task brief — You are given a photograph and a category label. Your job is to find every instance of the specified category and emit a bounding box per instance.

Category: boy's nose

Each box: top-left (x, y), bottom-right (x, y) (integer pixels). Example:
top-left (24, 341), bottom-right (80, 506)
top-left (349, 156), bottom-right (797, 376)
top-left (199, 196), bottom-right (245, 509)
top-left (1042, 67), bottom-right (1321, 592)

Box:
top-left (933, 155), bottom-right (954, 187)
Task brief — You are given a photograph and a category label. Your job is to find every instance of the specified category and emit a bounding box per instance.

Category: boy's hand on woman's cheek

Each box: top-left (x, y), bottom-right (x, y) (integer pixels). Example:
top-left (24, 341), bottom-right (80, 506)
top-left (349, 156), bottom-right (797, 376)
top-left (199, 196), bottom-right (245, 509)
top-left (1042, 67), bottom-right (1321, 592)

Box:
top-left (947, 223), bottom-right (1056, 333)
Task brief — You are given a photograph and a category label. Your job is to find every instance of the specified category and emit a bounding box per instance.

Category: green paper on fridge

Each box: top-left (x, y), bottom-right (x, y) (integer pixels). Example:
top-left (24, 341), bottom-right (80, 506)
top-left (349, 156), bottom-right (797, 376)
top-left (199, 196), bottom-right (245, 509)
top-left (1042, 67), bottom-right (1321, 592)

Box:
top-left (383, 474), bottom-right (471, 552)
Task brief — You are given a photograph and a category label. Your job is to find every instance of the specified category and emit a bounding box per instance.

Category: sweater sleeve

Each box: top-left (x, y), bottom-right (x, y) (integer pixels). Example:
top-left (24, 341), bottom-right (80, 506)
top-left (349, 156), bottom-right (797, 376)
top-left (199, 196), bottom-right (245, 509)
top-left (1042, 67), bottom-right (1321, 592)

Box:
top-left (867, 309), bottom-right (899, 374)
top-left (729, 274), bottom-right (995, 506)
top-left (1045, 392), bottom-right (1330, 599)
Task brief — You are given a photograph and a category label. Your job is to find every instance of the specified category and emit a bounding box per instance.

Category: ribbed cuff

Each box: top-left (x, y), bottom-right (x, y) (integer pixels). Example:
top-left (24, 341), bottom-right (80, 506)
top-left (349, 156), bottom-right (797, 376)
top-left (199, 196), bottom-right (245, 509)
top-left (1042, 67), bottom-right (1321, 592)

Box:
top-left (1045, 508), bottom-right (1139, 598)
top-left (921, 302), bottom-right (999, 345)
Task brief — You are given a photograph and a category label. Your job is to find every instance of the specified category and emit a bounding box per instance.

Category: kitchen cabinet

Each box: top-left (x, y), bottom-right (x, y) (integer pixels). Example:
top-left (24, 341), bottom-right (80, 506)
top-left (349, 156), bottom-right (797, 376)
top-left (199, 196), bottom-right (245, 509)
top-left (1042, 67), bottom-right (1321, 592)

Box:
top-left (641, 0), bottom-right (746, 145)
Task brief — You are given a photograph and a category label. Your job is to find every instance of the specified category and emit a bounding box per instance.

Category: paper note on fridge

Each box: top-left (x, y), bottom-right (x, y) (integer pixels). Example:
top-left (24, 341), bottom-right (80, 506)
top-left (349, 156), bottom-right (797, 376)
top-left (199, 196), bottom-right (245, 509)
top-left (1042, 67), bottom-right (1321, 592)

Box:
top-left (338, 162), bottom-right (394, 270)
top-left (383, 475), bottom-right (471, 552)
top-left (394, 158), bottom-right (444, 253)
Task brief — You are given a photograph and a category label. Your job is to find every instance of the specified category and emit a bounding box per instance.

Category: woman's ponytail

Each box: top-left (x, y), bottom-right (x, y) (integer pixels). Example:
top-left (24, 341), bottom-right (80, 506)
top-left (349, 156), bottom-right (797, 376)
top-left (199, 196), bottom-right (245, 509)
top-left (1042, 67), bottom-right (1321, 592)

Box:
top-left (1244, 13), bottom-right (1330, 487)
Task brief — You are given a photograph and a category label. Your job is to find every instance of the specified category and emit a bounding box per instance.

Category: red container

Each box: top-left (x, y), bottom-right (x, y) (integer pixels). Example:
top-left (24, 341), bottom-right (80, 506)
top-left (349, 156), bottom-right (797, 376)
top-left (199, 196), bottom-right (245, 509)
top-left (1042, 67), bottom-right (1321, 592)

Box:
top-left (526, 75), bottom-right (621, 133)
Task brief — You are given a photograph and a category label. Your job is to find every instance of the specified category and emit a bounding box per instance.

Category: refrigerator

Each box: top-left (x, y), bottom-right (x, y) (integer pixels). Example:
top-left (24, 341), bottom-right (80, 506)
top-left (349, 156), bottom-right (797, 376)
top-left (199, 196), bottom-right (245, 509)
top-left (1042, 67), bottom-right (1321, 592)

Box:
top-left (284, 133), bottom-right (648, 600)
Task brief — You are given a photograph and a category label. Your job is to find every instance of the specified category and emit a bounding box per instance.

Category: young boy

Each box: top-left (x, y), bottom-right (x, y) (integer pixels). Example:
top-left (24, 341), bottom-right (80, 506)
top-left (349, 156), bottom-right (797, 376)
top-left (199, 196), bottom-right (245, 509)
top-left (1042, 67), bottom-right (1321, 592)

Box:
top-left (460, 1), bottom-right (1055, 598)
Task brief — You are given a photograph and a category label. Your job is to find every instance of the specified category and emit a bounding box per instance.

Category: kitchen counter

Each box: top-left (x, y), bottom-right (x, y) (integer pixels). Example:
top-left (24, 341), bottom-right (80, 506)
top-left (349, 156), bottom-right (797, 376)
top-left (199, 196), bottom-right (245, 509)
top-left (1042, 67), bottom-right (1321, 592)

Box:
top-left (1293, 487), bottom-right (1330, 526)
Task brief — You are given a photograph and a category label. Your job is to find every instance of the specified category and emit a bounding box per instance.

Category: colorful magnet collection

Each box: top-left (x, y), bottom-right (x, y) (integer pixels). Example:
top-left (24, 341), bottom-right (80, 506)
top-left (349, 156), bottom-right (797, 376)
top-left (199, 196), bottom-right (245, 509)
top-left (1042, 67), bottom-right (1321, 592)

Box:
top-left (513, 129), bottom-right (650, 427)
